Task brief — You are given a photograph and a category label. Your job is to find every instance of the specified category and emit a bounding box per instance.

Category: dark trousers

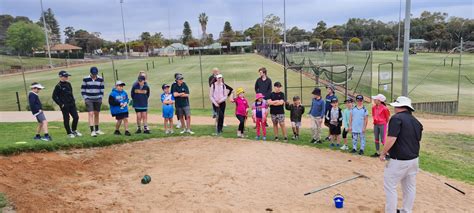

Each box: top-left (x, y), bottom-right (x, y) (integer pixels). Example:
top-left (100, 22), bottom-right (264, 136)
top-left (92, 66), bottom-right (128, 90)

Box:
top-left (61, 104), bottom-right (79, 134)
top-left (213, 102), bottom-right (226, 133)
top-left (236, 115), bottom-right (246, 133)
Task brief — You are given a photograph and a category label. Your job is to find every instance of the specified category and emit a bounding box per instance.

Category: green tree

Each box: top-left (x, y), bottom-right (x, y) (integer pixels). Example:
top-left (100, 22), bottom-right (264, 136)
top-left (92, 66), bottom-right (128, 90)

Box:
top-left (286, 26), bottom-right (310, 43)
top-left (6, 21), bottom-right (45, 55)
top-left (221, 21), bottom-right (234, 47)
top-left (198, 13), bottom-right (209, 42)
top-left (312, 21), bottom-right (327, 39)
top-left (150, 32), bottom-right (164, 49)
top-left (37, 8), bottom-right (60, 44)
top-left (263, 14), bottom-right (282, 44)
top-left (182, 21), bottom-right (193, 44)
top-left (140, 32), bottom-right (151, 52)
top-left (309, 38), bottom-right (321, 48)
top-left (63, 26), bottom-right (75, 44)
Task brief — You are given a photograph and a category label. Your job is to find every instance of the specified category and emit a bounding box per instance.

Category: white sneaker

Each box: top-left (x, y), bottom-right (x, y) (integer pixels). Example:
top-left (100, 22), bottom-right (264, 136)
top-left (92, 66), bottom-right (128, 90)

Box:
top-left (95, 130), bottom-right (105, 135)
top-left (169, 130), bottom-right (174, 134)
top-left (73, 131), bottom-right (82, 137)
top-left (223, 123), bottom-right (228, 127)
top-left (180, 129), bottom-right (186, 134)
top-left (91, 131), bottom-right (97, 137)
top-left (176, 123), bottom-right (182, 129)
top-left (340, 145), bottom-right (349, 150)
top-left (68, 134), bottom-right (75, 138)
top-left (186, 129), bottom-right (195, 135)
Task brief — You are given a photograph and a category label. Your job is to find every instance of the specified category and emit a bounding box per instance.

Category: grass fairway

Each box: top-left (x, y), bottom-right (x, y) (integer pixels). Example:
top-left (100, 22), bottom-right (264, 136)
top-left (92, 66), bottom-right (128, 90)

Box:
top-left (0, 121), bottom-right (472, 184)
top-left (0, 54), bottom-right (324, 112)
top-left (0, 52), bottom-right (472, 115)
top-left (0, 55), bottom-right (65, 71)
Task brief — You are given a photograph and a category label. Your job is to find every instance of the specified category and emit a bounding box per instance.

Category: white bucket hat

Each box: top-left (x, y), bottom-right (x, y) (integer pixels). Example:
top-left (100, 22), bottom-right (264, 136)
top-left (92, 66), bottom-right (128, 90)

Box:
top-left (372, 94), bottom-right (387, 102)
top-left (390, 96), bottom-right (415, 111)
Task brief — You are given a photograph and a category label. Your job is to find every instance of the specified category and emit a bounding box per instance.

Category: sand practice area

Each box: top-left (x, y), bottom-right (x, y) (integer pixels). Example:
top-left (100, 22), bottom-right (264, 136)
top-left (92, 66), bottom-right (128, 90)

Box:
top-left (0, 137), bottom-right (473, 212)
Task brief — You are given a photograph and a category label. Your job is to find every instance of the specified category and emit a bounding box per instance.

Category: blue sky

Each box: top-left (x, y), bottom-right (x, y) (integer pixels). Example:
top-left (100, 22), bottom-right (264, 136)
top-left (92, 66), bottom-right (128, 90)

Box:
top-left (2, 0), bottom-right (473, 41)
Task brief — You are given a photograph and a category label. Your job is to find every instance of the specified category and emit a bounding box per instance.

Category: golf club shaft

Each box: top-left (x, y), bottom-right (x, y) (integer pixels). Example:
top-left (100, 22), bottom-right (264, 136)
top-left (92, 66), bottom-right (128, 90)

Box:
top-left (304, 175), bottom-right (362, 196)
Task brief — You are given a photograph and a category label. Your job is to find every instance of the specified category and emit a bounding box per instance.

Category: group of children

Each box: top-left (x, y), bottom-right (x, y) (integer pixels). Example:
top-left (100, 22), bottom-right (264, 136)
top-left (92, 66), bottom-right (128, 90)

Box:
top-left (306, 85), bottom-right (391, 156)
top-left (29, 66), bottom-right (391, 157)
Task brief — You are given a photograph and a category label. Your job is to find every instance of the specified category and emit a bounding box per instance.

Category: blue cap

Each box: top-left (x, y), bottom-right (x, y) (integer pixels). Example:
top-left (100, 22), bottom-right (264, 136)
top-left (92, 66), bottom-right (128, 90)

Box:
top-left (138, 75), bottom-right (146, 81)
top-left (90, 67), bottom-right (99, 75)
top-left (58, 70), bottom-right (71, 77)
top-left (162, 84), bottom-right (170, 90)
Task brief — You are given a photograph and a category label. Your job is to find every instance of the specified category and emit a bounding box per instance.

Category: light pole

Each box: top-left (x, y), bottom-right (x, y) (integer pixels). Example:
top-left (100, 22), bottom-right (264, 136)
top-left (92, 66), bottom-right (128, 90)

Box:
top-left (402, 0), bottom-right (411, 96)
top-left (283, 0), bottom-right (287, 98)
top-left (40, 0), bottom-right (53, 68)
top-left (397, 0), bottom-right (402, 51)
top-left (120, 0), bottom-right (129, 59)
top-left (262, 0), bottom-right (265, 45)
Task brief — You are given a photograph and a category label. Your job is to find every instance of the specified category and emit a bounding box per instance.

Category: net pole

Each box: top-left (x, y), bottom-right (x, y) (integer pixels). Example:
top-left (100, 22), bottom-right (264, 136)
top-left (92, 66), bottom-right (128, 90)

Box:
top-left (456, 37), bottom-right (463, 113)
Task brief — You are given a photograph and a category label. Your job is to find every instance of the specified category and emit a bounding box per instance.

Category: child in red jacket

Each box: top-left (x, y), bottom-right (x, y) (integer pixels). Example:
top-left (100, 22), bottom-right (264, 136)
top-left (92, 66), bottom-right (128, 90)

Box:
top-left (371, 94), bottom-right (390, 157)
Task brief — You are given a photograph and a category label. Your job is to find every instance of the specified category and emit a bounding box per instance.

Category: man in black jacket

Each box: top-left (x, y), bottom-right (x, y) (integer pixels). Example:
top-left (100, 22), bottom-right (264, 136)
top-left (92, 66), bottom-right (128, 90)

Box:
top-left (52, 70), bottom-right (81, 138)
top-left (255, 67), bottom-right (272, 127)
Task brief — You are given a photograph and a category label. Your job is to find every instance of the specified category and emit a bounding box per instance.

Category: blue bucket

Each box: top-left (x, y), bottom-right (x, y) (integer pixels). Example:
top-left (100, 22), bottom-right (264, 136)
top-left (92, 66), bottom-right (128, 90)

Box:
top-left (334, 194), bottom-right (344, 209)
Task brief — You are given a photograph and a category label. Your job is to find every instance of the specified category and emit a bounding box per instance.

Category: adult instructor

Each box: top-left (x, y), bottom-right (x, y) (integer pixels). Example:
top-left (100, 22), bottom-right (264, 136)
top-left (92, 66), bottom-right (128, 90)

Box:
top-left (255, 67), bottom-right (272, 127)
top-left (379, 96), bottom-right (423, 213)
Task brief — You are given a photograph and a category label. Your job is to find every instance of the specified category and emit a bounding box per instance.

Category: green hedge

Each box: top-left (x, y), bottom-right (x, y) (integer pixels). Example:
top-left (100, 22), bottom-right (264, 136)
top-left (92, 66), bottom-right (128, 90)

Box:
top-left (33, 52), bottom-right (84, 59)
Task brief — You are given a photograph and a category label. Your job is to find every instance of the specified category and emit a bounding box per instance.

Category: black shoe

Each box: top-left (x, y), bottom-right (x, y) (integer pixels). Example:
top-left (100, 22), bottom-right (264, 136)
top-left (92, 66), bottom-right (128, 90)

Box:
top-left (265, 123), bottom-right (269, 127)
top-left (310, 139), bottom-right (316, 143)
top-left (350, 149), bottom-right (357, 153)
top-left (274, 137), bottom-right (279, 141)
top-left (325, 136), bottom-right (330, 141)
top-left (33, 135), bottom-right (42, 140)
top-left (283, 137), bottom-right (288, 142)
top-left (316, 140), bottom-right (323, 144)
top-left (359, 150), bottom-right (364, 155)
top-left (370, 153), bottom-right (380, 158)
top-left (135, 128), bottom-right (142, 134)
top-left (125, 131), bottom-right (131, 136)
top-left (114, 130), bottom-right (121, 135)
top-left (143, 129), bottom-right (151, 134)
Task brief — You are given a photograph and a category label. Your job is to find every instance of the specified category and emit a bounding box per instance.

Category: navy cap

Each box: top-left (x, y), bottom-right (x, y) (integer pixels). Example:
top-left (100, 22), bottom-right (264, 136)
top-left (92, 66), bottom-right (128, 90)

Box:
top-left (344, 98), bottom-right (354, 103)
top-left (90, 67), bottom-right (99, 75)
top-left (356, 95), bottom-right (364, 100)
top-left (331, 97), bottom-right (338, 103)
top-left (274, 81), bottom-right (282, 87)
top-left (138, 75), bottom-right (146, 81)
top-left (162, 84), bottom-right (170, 90)
top-left (58, 70), bottom-right (71, 77)
top-left (312, 87), bottom-right (321, 95)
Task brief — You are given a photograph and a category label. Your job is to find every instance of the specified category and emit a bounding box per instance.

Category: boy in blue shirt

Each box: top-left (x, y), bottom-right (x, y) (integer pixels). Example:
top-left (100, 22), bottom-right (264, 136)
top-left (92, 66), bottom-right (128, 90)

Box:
top-left (349, 95), bottom-right (368, 155)
top-left (109, 81), bottom-right (131, 136)
top-left (28, 82), bottom-right (52, 141)
top-left (309, 87), bottom-right (325, 144)
top-left (131, 75), bottom-right (151, 134)
top-left (161, 84), bottom-right (175, 134)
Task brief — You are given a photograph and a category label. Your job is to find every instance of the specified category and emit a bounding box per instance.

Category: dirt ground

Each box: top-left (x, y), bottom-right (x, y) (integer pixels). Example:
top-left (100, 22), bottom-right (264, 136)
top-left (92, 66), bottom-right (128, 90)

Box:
top-left (0, 137), bottom-right (472, 212)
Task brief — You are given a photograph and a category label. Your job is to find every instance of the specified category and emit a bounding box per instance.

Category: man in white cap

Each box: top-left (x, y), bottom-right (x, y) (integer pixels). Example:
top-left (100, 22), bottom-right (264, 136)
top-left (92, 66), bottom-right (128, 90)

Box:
top-left (379, 96), bottom-right (423, 213)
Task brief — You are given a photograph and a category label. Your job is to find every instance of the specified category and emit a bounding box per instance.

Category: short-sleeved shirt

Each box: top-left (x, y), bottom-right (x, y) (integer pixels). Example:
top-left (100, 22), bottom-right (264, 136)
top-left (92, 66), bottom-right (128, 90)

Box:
top-left (269, 92), bottom-right (285, 115)
top-left (171, 82), bottom-right (190, 108)
top-left (342, 108), bottom-right (351, 128)
top-left (351, 106), bottom-right (368, 133)
top-left (388, 111), bottom-right (423, 160)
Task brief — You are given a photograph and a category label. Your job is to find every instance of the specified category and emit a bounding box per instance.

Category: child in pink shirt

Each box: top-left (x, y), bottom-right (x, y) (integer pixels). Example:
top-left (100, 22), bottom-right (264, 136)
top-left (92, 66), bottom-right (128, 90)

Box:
top-left (252, 93), bottom-right (268, 141)
top-left (231, 88), bottom-right (249, 138)
top-left (371, 94), bottom-right (391, 157)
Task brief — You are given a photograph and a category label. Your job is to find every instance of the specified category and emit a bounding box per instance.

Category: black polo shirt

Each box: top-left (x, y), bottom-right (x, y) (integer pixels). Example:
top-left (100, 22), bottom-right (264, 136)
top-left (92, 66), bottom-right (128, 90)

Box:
top-left (269, 92), bottom-right (286, 115)
top-left (387, 111), bottom-right (423, 160)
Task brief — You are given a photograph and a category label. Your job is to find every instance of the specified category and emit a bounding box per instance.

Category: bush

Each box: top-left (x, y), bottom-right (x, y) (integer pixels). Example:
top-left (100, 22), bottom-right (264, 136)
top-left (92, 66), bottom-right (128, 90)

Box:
top-left (76, 102), bottom-right (109, 112)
